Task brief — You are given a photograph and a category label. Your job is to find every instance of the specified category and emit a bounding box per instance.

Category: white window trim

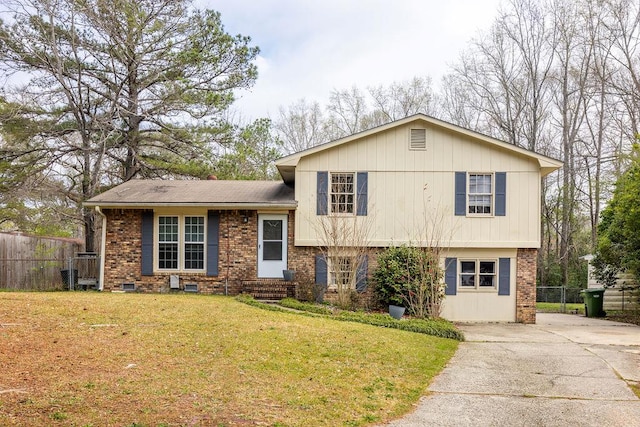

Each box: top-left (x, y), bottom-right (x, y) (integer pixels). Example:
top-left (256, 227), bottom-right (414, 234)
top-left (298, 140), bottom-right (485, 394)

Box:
top-left (327, 254), bottom-right (356, 290)
top-left (328, 171), bottom-right (357, 216)
top-left (458, 258), bottom-right (498, 292)
top-left (155, 214), bottom-right (207, 273)
top-left (467, 172), bottom-right (495, 217)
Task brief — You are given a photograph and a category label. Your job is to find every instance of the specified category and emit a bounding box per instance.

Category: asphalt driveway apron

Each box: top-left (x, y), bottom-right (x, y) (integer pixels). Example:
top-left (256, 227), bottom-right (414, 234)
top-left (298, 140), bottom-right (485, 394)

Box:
top-left (386, 313), bottom-right (640, 426)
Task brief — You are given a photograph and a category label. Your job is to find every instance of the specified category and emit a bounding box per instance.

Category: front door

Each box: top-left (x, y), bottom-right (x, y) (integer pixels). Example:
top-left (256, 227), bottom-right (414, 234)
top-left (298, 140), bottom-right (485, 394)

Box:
top-left (258, 214), bottom-right (288, 278)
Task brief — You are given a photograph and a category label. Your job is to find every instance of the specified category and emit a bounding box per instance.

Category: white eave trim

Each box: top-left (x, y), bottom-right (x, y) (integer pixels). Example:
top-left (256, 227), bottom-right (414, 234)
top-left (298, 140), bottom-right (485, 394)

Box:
top-left (84, 202), bottom-right (298, 210)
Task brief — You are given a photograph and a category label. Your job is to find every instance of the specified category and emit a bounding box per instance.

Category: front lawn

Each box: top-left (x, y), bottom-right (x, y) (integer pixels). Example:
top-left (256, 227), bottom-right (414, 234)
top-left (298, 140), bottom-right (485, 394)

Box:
top-left (536, 302), bottom-right (585, 314)
top-left (0, 292), bottom-right (458, 426)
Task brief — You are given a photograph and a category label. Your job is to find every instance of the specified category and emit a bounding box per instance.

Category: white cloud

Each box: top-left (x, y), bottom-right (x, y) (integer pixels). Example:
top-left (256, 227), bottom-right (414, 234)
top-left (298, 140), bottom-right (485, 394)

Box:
top-left (204, 0), bottom-right (503, 120)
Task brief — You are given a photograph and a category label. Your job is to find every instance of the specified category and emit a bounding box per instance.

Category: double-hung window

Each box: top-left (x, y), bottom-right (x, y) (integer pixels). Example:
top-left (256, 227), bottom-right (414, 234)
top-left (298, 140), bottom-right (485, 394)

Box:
top-left (158, 215), bottom-right (205, 271)
top-left (329, 256), bottom-right (353, 289)
top-left (460, 260), bottom-right (497, 290)
top-left (184, 216), bottom-right (205, 269)
top-left (317, 171), bottom-right (367, 216)
top-left (468, 173), bottom-right (493, 214)
top-left (330, 173), bottom-right (355, 214)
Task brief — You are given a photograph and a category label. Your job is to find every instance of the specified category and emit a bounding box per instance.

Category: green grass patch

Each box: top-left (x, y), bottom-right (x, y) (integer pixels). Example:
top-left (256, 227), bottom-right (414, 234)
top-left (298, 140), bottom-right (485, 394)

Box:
top-left (536, 302), bottom-right (584, 314)
top-left (242, 296), bottom-right (464, 341)
top-left (0, 292), bottom-right (459, 426)
top-left (629, 382), bottom-right (640, 399)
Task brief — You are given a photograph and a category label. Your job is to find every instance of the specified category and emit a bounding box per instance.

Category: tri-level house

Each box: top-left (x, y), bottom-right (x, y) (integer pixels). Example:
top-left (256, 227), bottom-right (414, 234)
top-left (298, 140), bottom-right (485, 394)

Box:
top-left (85, 114), bottom-right (561, 323)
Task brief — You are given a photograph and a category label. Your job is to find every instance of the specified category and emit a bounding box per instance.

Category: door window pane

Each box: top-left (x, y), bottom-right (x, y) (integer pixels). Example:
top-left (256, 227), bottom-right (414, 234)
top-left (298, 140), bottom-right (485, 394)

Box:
top-left (263, 220), bottom-right (282, 241)
top-left (263, 242), bottom-right (283, 260)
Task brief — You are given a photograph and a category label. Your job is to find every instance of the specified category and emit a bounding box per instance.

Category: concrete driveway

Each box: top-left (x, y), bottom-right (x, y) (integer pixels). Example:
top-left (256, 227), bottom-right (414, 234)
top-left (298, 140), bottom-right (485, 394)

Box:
top-left (385, 313), bottom-right (640, 427)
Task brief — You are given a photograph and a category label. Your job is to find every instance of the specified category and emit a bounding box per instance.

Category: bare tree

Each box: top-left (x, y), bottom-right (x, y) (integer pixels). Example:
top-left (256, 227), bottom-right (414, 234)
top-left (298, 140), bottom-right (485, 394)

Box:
top-left (274, 99), bottom-right (329, 154)
top-left (368, 76), bottom-right (434, 123)
top-left (315, 214), bottom-right (372, 309)
top-left (326, 86), bottom-right (368, 137)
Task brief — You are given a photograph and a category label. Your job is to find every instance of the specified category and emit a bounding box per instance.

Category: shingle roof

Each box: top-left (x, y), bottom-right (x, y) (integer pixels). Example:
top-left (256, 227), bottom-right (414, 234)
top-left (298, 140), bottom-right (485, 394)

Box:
top-left (84, 180), bottom-right (296, 209)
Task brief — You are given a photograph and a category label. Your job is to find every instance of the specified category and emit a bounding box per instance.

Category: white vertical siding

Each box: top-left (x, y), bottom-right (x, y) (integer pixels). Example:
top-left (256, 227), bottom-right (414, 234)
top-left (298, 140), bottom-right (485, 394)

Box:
top-left (440, 248), bottom-right (518, 322)
top-left (294, 120), bottom-right (543, 248)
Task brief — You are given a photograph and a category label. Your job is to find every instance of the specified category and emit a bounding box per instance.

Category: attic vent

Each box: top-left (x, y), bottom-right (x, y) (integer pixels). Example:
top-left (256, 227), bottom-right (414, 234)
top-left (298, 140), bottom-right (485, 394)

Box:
top-left (410, 128), bottom-right (427, 150)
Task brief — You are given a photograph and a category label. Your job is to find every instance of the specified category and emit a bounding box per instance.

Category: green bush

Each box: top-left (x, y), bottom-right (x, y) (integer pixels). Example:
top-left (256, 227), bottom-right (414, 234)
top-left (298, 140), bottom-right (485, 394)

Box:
top-left (372, 246), bottom-right (421, 306)
top-left (373, 245), bottom-right (445, 319)
top-left (279, 298), bottom-right (334, 315)
top-left (236, 295), bottom-right (464, 341)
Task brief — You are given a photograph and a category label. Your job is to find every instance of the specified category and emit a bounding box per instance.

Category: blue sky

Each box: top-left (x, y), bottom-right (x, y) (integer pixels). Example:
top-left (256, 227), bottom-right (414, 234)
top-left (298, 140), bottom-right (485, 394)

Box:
top-left (201, 1), bottom-right (501, 120)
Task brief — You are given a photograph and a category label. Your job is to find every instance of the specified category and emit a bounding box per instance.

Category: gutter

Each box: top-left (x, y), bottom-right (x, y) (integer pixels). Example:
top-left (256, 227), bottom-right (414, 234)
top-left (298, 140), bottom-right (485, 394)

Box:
top-left (94, 206), bottom-right (107, 291)
top-left (83, 202), bottom-right (298, 210)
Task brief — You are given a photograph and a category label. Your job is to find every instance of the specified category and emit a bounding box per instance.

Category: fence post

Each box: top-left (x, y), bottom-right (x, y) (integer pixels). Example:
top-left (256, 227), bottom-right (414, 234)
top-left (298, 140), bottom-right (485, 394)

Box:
top-left (68, 258), bottom-right (74, 291)
top-left (561, 286), bottom-right (566, 313)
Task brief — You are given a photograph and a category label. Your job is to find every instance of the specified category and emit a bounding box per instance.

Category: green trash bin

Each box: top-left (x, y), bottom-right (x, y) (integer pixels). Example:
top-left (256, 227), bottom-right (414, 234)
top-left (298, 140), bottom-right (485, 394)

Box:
top-left (581, 288), bottom-right (605, 317)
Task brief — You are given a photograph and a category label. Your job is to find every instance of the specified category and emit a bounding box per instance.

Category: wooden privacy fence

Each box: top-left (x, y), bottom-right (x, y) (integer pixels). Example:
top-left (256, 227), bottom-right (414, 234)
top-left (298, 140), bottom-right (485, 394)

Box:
top-left (0, 232), bottom-right (83, 290)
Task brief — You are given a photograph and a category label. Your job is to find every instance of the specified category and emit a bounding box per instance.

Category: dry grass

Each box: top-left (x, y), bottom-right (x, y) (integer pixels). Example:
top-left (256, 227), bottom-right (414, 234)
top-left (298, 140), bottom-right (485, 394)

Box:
top-left (0, 292), bottom-right (458, 426)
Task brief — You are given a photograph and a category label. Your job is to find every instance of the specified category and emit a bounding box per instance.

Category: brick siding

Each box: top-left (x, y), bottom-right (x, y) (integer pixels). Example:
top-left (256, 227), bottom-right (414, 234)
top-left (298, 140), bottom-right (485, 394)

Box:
top-left (516, 248), bottom-right (538, 324)
top-left (102, 209), bottom-right (320, 295)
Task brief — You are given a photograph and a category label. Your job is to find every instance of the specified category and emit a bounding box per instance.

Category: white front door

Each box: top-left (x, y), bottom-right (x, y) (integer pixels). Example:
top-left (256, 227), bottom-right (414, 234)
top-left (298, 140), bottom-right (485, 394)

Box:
top-left (257, 214), bottom-right (288, 278)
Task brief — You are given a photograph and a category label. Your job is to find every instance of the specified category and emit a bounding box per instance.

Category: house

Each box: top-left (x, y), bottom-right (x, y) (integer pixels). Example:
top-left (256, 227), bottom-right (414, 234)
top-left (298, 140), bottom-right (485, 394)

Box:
top-left (581, 255), bottom-right (639, 312)
top-left (85, 114), bottom-right (561, 323)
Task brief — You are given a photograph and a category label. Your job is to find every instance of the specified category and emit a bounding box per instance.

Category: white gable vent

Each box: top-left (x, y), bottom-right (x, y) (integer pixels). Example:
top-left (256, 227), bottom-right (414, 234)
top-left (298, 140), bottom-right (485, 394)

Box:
top-left (410, 128), bottom-right (427, 150)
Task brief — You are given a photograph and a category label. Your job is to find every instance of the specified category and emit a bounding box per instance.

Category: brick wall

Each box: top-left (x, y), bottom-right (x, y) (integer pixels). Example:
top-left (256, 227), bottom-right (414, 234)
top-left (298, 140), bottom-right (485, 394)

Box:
top-left (102, 209), bottom-right (322, 295)
top-left (516, 248), bottom-right (538, 324)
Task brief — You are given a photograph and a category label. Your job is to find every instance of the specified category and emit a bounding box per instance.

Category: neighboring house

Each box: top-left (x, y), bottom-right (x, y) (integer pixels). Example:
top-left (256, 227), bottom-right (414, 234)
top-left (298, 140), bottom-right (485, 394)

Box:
top-left (581, 255), bottom-right (639, 311)
top-left (85, 114), bottom-right (561, 323)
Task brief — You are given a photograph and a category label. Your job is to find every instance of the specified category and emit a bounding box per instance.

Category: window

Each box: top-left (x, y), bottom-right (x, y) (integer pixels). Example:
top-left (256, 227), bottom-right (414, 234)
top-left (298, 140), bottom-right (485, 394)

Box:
top-left (158, 216), bottom-right (179, 269)
top-left (330, 173), bottom-right (355, 214)
top-left (468, 173), bottom-right (493, 214)
top-left (262, 219), bottom-right (283, 261)
top-left (459, 260), bottom-right (496, 290)
top-left (158, 215), bottom-right (205, 271)
top-left (318, 171), bottom-right (367, 216)
top-left (184, 216), bottom-right (205, 269)
top-left (329, 256), bottom-right (354, 289)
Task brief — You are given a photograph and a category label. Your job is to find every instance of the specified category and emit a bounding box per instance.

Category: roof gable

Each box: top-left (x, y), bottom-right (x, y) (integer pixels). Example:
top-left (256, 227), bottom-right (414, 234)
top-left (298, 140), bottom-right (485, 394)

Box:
top-left (276, 114), bottom-right (562, 184)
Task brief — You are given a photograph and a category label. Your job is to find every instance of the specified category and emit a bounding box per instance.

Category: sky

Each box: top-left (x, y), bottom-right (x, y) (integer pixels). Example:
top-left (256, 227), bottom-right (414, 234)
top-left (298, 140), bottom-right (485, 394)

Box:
top-left (200, 0), bottom-right (504, 121)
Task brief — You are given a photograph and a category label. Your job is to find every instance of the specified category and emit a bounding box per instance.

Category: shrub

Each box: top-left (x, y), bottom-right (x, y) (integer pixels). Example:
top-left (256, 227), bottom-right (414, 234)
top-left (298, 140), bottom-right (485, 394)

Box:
top-left (373, 246), bottom-right (420, 306)
top-left (373, 245), bottom-right (445, 318)
top-left (236, 295), bottom-right (464, 341)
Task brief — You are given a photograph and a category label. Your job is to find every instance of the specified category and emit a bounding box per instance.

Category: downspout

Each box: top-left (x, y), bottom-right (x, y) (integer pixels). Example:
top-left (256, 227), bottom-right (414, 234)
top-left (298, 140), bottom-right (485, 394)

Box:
top-left (94, 206), bottom-right (107, 291)
top-left (225, 212), bottom-right (230, 295)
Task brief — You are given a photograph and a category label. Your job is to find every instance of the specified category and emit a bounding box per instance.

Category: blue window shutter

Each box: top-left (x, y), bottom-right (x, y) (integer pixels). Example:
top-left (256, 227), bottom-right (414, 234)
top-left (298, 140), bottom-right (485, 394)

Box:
top-left (356, 172), bottom-right (368, 216)
top-left (207, 211), bottom-right (220, 276)
top-left (455, 172), bottom-right (466, 216)
top-left (498, 258), bottom-right (510, 295)
top-left (317, 171), bottom-right (328, 215)
top-left (141, 211), bottom-right (154, 276)
top-left (315, 254), bottom-right (327, 285)
top-left (445, 257), bottom-right (457, 296)
top-left (356, 255), bottom-right (368, 292)
top-left (495, 172), bottom-right (506, 216)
